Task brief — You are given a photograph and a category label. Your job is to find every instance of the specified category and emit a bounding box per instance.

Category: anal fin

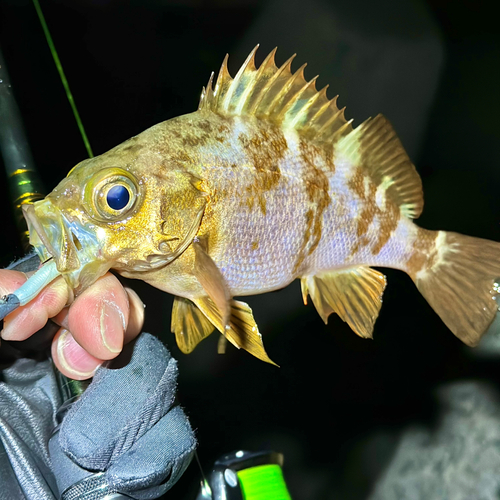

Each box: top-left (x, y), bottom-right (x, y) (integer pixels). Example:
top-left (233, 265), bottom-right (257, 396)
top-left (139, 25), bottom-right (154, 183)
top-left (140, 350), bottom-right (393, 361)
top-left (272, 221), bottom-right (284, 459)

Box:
top-left (171, 296), bottom-right (215, 354)
top-left (301, 267), bottom-right (387, 339)
top-left (195, 296), bottom-right (278, 366)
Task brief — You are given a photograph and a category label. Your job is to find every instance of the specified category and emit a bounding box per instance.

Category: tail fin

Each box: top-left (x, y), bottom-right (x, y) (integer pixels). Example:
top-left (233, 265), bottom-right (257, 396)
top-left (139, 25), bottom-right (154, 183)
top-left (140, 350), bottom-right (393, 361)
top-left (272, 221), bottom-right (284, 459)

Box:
top-left (411, 231), bottom-right (500, 346)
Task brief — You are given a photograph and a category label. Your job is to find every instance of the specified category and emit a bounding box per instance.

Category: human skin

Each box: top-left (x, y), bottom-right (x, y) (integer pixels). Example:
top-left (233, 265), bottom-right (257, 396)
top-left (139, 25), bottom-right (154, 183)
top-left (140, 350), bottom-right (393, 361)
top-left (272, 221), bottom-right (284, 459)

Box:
top-left (0, 270), bottom-right (144, 380)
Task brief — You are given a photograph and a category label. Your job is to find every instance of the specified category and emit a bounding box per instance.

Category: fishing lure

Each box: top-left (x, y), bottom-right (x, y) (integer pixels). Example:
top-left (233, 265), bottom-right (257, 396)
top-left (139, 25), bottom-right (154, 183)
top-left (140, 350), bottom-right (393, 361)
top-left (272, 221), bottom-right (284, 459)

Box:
top-left (5, 46), bottom-right (500, 363)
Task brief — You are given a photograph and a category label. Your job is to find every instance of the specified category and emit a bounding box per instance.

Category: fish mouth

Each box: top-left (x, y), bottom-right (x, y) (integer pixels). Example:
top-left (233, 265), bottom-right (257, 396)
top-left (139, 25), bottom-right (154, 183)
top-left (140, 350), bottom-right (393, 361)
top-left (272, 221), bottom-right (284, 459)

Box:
top-left (23, 201), bottom-right (80, 271)
top-left (22, 200), bottom-right (107, 290)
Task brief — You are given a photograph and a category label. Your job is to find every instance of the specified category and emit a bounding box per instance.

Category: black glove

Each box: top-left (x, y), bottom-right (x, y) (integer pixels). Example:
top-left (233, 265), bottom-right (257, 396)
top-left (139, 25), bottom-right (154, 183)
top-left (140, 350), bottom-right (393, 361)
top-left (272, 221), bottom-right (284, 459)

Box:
top-left (1, 333), bottom-right (196, 499)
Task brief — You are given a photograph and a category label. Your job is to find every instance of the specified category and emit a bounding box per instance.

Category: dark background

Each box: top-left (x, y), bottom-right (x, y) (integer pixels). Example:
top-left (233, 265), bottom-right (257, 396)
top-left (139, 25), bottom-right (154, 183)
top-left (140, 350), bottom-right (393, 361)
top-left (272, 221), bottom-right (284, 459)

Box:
top-left (0, 0), bottom-right (499, 498)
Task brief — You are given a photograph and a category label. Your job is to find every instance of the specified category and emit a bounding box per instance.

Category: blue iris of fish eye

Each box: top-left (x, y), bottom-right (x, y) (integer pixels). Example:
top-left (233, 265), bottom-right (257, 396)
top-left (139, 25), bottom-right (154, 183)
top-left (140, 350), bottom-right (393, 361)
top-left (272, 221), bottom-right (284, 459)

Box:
top-left (106, 184), bottom-right (131, 210)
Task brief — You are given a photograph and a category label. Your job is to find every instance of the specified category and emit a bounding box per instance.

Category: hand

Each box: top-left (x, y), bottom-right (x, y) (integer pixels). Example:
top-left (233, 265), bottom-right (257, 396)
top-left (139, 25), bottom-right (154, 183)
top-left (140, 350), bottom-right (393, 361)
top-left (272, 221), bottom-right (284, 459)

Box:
top-left (0, 270), bottom-right (144, 380)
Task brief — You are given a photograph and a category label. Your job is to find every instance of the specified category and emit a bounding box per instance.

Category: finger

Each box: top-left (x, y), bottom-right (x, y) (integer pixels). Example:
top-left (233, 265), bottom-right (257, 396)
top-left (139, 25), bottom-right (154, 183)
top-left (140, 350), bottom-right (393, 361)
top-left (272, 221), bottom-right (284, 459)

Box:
top-left (0, 270), bottom-right (27, 347)
top-left (53, 306), bottom-right (70, 330)
top-left (0, 269), bottom-right (28, 296)
top-left (67, 273), bottom-right (129, 360)
top-left (54, 286), bottom-right (145, 338)
top-left (123, 287), bottom-right (145, 343)
top-left (52, 328), bottom-right (102, 380)
top-left (1, 275), bottom-right (69, 341)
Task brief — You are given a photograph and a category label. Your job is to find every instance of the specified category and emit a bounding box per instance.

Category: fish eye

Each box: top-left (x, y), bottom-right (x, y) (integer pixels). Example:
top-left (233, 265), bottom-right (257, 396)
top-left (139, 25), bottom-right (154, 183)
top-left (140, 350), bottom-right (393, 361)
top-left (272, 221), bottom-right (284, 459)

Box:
top-left (96, 178), bottom-right (136, 219)
top-left (85, 169), bottom-right (140, 221)
top-left (106, 184), bottom-right (130, 210)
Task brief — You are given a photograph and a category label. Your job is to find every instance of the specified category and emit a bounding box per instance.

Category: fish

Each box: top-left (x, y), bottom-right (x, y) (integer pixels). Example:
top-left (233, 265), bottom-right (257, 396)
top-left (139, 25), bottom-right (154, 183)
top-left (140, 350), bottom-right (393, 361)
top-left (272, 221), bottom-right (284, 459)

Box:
top-left (17, 46), bottom-right (500, 364)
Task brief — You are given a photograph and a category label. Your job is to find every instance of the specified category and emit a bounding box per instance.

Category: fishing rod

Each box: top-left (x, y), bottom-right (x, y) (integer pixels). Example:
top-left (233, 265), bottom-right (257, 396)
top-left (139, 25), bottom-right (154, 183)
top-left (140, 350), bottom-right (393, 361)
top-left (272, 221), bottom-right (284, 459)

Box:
top-left (0, 44), bottom-right (88, 398)
top-left (0, 48), bottom-right (44, 249)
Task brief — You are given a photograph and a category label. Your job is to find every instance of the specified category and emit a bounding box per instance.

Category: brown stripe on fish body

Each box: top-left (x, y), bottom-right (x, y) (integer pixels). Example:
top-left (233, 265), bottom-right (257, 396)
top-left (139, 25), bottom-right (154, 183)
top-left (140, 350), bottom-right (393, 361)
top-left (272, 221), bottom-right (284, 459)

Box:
top-left (371, 202), bottom-right (401, 255)
top-left (292, 139), bottom-right (331, 274)
top-left (154, 113), bottom-right (233, 164)
top-left (405, 227), bottom-right (439, 278)
top-left (294, 209), bottom-right (315, 274)
top-left (346, 167), bottom-right (377, 256)
top-left (179, 114), bottom-right (232, 148)
top-left (346, 162), bottom-right (404, 258)
top-left (237, 122), bottom-right (287, 215)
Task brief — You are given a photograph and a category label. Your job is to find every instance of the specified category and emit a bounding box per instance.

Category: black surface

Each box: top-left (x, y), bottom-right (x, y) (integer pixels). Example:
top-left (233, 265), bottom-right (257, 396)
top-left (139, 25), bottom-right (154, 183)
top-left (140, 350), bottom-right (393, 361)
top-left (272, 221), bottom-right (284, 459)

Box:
top-left (0, 1), bottom-right (499, 498)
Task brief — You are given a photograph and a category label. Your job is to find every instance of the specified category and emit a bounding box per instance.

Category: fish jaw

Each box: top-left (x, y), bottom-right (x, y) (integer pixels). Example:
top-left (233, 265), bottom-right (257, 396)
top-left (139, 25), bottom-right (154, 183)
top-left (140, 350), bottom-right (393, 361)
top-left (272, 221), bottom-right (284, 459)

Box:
top-left (22, 199), bottom-right (111, 292)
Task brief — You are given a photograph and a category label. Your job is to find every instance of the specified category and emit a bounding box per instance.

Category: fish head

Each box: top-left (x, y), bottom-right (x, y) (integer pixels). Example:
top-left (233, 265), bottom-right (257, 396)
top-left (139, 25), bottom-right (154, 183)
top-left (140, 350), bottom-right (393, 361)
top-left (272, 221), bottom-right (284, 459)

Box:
top-left (23, 128), bottom-right (208, 294)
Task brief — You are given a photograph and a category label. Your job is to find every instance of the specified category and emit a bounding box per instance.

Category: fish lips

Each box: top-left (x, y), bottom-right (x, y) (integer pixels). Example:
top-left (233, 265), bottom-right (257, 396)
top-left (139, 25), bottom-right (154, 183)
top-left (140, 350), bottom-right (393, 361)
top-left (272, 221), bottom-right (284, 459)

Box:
top-left (22, 200), bottom-right (81, 274)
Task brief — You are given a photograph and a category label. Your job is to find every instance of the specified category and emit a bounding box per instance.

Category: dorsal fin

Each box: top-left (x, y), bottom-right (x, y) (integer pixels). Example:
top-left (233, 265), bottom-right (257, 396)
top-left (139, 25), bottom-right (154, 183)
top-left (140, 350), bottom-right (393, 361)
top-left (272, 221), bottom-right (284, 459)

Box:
top-left (198, 45), bottom-right (353, 145)
top-left (336, 114), bottom-right (424, 219)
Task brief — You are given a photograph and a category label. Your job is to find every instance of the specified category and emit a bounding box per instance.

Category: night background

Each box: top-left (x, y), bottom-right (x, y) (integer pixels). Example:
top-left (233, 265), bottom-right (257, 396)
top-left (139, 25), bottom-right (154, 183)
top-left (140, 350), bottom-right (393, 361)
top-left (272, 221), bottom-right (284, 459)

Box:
top-left (0, 0), bottom-right (499, 498)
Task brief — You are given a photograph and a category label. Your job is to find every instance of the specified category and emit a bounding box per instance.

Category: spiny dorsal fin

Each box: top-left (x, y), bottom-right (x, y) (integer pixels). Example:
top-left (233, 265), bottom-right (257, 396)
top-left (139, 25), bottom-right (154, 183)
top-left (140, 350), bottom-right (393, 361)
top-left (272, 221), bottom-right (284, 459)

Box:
top-left (336, 114), bottom-right (424, 219)
top-left (301, 267), bottom-right (387, 339)
top-left (199, 45), bottom-right (353, 145)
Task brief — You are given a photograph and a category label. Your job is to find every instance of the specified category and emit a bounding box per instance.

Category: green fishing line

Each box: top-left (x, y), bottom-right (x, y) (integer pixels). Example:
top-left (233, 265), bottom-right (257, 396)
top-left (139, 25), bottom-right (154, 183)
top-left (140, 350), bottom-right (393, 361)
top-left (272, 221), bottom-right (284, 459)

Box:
top-left (32, 0), bottom-right (94, 158)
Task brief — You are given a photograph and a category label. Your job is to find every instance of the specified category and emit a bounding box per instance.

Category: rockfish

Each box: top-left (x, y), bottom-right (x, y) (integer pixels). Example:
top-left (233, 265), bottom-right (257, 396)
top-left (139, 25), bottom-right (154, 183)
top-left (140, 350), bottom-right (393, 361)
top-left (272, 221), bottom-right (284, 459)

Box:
top-left (17, 46), bottom-right (500, 363)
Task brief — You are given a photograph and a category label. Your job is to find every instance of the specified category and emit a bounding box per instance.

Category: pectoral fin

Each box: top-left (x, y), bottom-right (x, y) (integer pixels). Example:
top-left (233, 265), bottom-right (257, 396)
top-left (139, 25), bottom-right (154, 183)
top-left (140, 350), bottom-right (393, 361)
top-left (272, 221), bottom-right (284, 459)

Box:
top-left (171, 296), bottom-right (215, 354)
top-left (301, 267), bottom-right (387, 339)
top-left (192, 238), bottom-right (231, 327)
top-left (195, 296), bottom-right (278, 366)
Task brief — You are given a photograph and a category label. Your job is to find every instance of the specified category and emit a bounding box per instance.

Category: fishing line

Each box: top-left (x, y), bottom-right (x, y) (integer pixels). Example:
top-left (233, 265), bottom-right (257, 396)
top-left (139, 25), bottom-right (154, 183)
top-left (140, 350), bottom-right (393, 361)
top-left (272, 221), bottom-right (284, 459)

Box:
top-left (32, 0), bottom-right (94, 158)
top-left (194, 449), bottom-right (212, 496)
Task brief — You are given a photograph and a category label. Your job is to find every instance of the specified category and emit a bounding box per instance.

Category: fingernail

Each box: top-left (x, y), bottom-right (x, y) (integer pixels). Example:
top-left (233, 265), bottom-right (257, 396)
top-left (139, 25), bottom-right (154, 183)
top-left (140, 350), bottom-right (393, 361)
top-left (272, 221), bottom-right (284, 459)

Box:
top-left (1, 326), bottom-right (12, 340)
top-left (57, 329), bottom-right (101, 378)
top-left (99, 301), bottom-right (124, 354)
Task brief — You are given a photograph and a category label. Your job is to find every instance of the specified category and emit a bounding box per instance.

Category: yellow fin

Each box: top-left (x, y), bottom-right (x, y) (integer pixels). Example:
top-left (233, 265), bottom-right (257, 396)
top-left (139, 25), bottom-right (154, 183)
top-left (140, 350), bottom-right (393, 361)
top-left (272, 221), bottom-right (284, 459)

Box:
top-left (336, 114), bottom-right (423, 219)
top-left (194, 296), bottom-right (278, 366)
top-left (301, 267), bottom-right (387, 339)
top-left (192, 238), bottom-right (231, 327)
top-left (199, 45), bottom-right (353, 145)
top-left (171, 296), bottom-right (215, 354)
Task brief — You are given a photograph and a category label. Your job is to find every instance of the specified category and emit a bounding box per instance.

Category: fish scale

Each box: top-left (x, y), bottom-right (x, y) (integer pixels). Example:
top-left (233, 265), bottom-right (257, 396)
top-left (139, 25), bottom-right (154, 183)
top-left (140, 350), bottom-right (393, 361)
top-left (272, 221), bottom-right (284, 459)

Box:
top-left (198, 125), bottom-right (315, 295)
